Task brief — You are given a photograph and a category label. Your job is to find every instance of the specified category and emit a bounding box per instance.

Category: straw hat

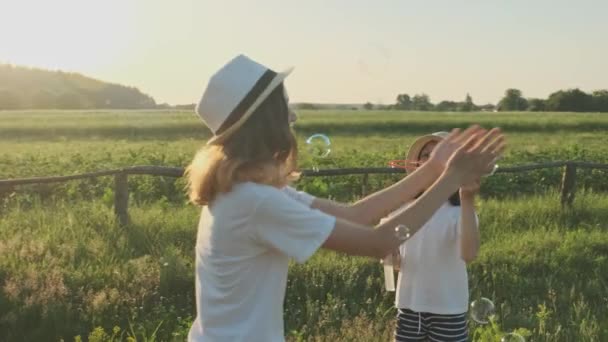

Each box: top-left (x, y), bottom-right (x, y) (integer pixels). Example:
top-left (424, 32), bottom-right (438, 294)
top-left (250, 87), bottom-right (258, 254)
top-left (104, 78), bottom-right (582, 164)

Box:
top-left (405, 131), bottom-right (450, 172)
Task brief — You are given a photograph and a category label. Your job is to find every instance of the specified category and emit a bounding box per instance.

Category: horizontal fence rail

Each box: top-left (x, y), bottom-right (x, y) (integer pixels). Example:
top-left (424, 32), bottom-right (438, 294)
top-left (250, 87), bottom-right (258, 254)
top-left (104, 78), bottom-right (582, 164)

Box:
top-left (1, 161), bottom-right (606, 225)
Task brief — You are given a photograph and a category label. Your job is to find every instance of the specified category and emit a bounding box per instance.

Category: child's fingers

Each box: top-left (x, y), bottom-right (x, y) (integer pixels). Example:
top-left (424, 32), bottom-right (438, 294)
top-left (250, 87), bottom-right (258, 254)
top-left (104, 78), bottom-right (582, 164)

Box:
top-left (478, 128), bottom-right (502, 148)
top-left (490, 142), bottom-right (507, 160)
top-left (481, 142), bottom-right (506, 168)
top-left (453, 125), bottom-right (482, 144)
top-left (472, 128), bottom-right (502, 152)
top-left (481, 135), bottom-right (505, 154)
top-left (442, 128), bottom-right (462, 144)
top-left (456, 132), bottom-right (481, 155)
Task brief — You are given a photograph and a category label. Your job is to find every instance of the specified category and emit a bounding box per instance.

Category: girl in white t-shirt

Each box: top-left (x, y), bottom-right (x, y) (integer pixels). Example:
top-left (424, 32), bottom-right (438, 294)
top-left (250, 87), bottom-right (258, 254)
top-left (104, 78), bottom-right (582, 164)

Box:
top-left (390, 132), bottom-right (481, 342)
top-left (185, 55), bottom-right (503, 342)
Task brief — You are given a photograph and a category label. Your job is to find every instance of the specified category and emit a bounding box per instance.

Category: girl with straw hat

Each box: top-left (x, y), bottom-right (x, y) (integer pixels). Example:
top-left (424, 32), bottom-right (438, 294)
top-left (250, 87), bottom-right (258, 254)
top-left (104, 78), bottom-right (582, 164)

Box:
top-left (386, 132), bottom-right (482, 342)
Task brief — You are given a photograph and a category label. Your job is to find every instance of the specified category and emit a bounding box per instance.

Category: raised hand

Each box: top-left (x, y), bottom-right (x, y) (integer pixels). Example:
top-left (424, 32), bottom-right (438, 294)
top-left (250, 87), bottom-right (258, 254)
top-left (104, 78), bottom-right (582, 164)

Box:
top-left (444, 127), bottom-right (506, 186)
top-left (427, 125), bottom-right (483, 171)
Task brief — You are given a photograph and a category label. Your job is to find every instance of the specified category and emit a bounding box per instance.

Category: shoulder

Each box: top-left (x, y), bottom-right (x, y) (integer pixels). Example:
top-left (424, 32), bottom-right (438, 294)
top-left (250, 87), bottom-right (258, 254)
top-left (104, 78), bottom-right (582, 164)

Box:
top-left (232, 182), bottom-right (308, 214)
top-left (441, 202), bottom-right (462, 216)
top-left (282, 186), bottom-right (315, 206)
top-left (428, 202), bottom-right (459, 221)
top-left (230, 182), bottom-right (286, 200)
top-left (211, 182), bottom-right (291, 214)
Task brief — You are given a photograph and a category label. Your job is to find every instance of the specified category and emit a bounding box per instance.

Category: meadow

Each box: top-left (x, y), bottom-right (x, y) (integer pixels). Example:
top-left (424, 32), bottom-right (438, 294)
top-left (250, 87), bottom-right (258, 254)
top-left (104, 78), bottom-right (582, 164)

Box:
top-left (1, 110), bottom-right (608, 341)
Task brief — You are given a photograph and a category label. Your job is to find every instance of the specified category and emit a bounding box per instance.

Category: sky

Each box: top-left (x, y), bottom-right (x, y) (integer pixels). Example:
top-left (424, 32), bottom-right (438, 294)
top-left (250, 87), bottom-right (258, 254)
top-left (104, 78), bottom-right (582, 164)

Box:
top-left (1, 0), bottom-right (607, 105)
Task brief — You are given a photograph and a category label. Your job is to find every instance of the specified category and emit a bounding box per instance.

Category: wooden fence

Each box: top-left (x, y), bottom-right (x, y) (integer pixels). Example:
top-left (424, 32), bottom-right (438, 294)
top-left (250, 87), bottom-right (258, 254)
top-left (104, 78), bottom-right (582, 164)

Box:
top-left (2, 161), bottom-right (608, 225)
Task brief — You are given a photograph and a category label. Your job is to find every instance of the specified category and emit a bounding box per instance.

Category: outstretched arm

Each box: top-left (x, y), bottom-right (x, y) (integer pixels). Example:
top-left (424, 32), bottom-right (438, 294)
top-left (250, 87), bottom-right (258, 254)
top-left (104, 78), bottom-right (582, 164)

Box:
top-left (311, 160), bottom-right (441, 225)
top-left (321, 127), bottom-right (505, 259)
top-left (312, 125), bottom-right (487, 226)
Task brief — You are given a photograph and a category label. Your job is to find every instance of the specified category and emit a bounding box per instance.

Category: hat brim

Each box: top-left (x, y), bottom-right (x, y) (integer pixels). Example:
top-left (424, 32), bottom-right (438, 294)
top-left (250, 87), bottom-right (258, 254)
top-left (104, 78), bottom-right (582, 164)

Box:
top-left (206, 67), bottom-right (294, 145)
top-left (405, 132), bottom-right (449, 173)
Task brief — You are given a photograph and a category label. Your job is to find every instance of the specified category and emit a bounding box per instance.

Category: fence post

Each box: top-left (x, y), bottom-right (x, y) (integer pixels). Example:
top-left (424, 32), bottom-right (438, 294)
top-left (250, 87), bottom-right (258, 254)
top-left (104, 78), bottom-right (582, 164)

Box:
top-left (560, 162), bottom-right (577, 207)
top-left (114, 172), bottom-right (129, 225)
top-left (361, 173), bottom-right (369, 197)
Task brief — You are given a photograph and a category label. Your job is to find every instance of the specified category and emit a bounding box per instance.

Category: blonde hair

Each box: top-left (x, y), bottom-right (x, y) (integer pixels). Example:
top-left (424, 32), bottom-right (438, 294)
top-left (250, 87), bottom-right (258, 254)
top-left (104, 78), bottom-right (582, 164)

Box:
top-left (186, 84), bottom-right (299, 206)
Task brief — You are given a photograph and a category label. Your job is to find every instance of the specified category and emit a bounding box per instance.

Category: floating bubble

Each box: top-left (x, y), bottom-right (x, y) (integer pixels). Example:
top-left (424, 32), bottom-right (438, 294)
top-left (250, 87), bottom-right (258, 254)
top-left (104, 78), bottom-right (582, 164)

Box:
top-left (470, 297), bottom-right (495, 324)
top-left (501, 333), bottom-right (525, 342)
top-left (394, 225), bottom-right (411, 240)
top-left (306, 134), bottom-right (331, 158)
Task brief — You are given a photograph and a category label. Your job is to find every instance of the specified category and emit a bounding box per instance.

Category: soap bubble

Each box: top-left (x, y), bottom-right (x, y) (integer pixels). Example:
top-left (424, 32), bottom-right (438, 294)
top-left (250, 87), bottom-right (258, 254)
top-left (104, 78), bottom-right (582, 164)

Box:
top-left (306, 134), bottom-right (331, 158)
top-left (394, 225), bottom-right (411, 240)
top-left (470, 297), bottom-right (495, 324)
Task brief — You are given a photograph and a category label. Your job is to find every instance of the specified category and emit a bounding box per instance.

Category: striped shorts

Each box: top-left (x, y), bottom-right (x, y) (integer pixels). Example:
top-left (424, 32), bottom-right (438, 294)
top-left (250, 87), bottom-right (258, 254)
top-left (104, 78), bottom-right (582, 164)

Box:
top-left (395, 308), bottom-right (468, 342)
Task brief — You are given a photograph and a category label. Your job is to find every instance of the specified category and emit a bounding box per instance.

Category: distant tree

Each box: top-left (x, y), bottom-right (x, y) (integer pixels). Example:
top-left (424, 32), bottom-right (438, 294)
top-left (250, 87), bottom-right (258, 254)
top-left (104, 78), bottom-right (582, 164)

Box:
top-left (459, 93), bottom-right (475, 112)
top-left (32, 90), bottom-right (57, 108)
top-left (138, 95), bottom-right (156, 108)
top-left (497, 88), bottom-right (528, 111)
top-left (297, 103), bottom-right (318, 110)
top-left (592, 90), bottom-right (608, 112)
top-left (0, 64), bottom-right (157, 109)
top-left (363, 102), bottom-right (374, 110)
top-left (378, 104), bottom-right (394, 110)
top-left (527, 98), bottom-right (546, 112)
top-left (435, 100), bottom-right (459, 112)
top-left (93, 84), bottom-right (155, 109)
top-left (412, 94), bottom-right (433, 111)
top-left (545, 88), bottom-right (593, 112)
top-left (395, 94), bottom-right (412, 110)
top-left (479, 103), bottom-right (496, 112)
top-left (56, 92), bottom-right (86, 109)
top-left (0, 90), bottom-right (23, 109)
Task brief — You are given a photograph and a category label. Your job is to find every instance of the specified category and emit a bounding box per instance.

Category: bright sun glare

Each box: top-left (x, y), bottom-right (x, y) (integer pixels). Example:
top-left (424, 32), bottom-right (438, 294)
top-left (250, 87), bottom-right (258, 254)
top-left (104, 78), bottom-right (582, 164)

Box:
top-left (0, 0), bottom-right (137, 74)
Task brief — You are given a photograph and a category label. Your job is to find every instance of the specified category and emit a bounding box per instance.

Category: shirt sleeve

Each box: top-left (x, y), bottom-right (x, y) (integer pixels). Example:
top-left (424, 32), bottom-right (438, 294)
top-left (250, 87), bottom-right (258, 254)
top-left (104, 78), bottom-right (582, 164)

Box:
top-left (252, 188), bottom-right (336, 263)
top-left (282, 186), bottom-right (315, 207)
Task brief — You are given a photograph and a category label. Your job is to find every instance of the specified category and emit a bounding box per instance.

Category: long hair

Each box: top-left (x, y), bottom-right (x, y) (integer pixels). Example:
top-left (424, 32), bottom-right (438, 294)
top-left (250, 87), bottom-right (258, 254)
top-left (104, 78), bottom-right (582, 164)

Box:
top-left (186, 84), bottom-right (298, 206)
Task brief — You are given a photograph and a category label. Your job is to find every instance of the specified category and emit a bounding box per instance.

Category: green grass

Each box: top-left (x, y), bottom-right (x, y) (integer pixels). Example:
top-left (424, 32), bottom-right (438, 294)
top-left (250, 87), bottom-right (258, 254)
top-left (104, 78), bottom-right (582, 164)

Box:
top-left (1, 194), bottom-right (607, 341)
top-left (3, 110), bottom-right (608, 202)
top-left (1, 110), bottom-right (608, 341)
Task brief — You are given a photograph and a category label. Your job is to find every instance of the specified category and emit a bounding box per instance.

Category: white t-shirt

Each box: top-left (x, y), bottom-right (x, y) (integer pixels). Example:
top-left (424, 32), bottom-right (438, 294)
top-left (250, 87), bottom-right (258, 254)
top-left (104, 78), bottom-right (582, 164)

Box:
top-left (395, 202), bottom-right (476, 314)
top-left (188, 183), bottom-right (336, 342)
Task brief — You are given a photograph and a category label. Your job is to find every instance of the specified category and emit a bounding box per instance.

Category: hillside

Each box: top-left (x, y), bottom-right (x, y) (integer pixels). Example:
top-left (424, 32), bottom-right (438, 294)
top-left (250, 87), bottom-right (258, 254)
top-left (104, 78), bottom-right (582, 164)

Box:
top-left (0, 64), bottom-right (156, 110)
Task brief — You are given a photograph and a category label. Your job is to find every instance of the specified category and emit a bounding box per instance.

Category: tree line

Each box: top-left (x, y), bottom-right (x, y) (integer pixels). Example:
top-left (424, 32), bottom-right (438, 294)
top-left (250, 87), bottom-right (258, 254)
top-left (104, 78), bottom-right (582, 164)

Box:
top-left (363, 88), bottom-right (608, 112)
top-left (2, 63), bottom-right (607, 113)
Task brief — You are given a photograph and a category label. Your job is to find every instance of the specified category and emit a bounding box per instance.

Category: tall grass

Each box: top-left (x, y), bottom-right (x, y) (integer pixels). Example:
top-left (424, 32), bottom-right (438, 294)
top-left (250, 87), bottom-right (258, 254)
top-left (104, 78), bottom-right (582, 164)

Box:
top-left (1, 192), bottom-right (607, 341)
top-left (2, 110), bottom-right (608, 341)
top-left (3, 111), bottom-right (608, 203)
